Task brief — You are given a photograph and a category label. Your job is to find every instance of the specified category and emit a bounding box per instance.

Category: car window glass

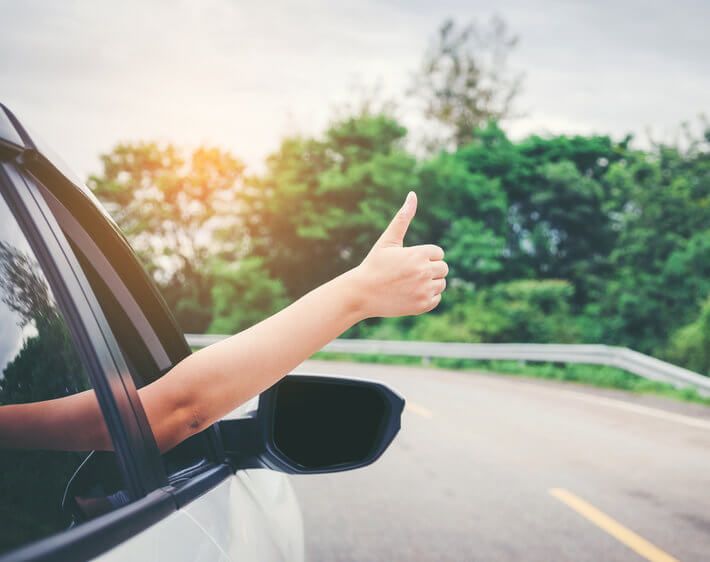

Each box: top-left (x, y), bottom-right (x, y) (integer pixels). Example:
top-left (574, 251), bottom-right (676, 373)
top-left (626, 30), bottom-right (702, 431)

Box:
top-left (0, 186), bottom-right (127, 556)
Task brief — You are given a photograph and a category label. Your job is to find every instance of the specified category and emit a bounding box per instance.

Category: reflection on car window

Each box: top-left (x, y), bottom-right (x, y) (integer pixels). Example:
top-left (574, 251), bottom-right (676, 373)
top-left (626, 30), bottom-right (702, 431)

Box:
top-left (0, 187), bottom-right (126, 555)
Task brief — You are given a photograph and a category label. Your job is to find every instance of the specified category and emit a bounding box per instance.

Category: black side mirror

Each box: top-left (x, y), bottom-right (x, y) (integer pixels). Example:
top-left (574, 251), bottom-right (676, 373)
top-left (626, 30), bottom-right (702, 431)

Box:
top-left (219, 374), bottom-right (405, 474)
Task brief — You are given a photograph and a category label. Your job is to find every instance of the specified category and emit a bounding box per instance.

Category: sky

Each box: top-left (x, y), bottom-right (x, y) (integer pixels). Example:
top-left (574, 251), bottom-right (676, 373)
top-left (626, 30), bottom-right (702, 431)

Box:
top-left (1, 0), bottom-right (708, 179)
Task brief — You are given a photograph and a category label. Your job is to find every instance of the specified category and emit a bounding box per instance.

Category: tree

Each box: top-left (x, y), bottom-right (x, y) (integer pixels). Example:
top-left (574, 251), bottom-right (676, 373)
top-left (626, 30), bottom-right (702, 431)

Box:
top-left (244, 112), bottom-right (418, 299)
top-left (593, 130), bottom-right (710, 353)
top-left (366, 279), bottom-right (579, 344)
top-left (409, 16), bottom-right (523, 150)
top-left (415, 150), bottom-right (508, 285)
top-left (452, 123), bottom-right (630, 303)
top-left (667, 297), bottom-right (710, 376)
top-left (89, 143), bottom-right (246, 332)
top-left (207, 257), bottom-right (288, 335)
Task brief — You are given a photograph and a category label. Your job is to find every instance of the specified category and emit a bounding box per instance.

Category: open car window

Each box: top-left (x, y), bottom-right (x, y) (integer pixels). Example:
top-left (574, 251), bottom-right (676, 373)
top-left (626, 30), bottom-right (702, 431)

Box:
top-left (0, 174), bottom-right (129, 556)
top-left (34, 175), bottom-right (220, 476)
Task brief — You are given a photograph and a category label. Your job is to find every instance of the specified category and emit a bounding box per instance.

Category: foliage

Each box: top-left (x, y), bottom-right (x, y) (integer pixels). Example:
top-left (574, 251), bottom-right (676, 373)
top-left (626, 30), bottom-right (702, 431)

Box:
top-left (242, 112), bottom-right (417, 299)
top-left (591, 136), bottom-right (710, 353)
top-left (357, 280), bottom-right (578, 344)
top-left (88, 143), bottom-right (246, 332)
top-left (207, 257), bottom-right (288, 335)
top-left (88, 106), bottom-right (709, 377)
top-left (667, 297), bottom-right (710, 376)
top-left (454, 122), bottom-right (630, 303)
top-left (414, 151), bottom-right (508, 284)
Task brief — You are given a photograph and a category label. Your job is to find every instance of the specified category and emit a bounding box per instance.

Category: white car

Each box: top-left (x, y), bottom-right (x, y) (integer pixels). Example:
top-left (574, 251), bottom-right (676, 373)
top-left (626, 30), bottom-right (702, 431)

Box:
top-left (0, 103), bottom-right (404, 562)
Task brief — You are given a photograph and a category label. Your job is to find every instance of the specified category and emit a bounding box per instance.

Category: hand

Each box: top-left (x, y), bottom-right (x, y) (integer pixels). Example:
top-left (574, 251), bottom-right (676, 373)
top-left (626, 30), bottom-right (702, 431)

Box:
top-left (351, 191), bottom-right (448, 319)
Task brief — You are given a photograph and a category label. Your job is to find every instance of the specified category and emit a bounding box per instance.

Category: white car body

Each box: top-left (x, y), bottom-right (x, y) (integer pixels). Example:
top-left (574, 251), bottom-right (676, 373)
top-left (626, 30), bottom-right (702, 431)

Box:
top-left (98, 471), bottom-right (303, 562)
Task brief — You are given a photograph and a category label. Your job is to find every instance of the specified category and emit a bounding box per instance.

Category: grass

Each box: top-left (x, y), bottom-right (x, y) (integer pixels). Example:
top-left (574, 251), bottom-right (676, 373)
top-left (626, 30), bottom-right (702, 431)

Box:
top-left (311, 351), bottom-right (710, 407)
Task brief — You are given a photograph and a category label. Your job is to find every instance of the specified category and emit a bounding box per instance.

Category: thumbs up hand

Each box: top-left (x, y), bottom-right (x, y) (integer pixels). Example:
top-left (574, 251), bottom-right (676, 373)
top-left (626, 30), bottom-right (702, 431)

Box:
top-left (351, 192), bottom-right (448, 319)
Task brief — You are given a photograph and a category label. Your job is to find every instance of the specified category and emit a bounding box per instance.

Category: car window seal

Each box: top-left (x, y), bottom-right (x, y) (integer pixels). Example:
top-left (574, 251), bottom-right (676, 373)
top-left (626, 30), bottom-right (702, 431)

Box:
top-left (0, 489), bottom-right (175, 562)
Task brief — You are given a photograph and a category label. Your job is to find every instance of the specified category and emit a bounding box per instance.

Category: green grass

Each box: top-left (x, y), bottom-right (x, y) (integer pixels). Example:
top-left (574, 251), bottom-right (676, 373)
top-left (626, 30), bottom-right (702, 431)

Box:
top-left (311, 351), bottom-right (710, 407)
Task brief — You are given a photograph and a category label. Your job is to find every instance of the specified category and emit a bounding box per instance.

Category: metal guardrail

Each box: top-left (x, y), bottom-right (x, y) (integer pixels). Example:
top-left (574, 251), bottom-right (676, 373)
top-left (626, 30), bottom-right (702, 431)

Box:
top-left (185, 334), bottom-right (710, 396)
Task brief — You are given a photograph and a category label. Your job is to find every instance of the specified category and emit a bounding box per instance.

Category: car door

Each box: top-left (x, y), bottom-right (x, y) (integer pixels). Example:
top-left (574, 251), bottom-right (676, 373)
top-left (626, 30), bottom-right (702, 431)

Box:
top-left (0, 104), bottom-right (303, 561)
top-left (32, 158), bottom-right (303, 562)
top-left (0, 141), bottom-right (175, 561)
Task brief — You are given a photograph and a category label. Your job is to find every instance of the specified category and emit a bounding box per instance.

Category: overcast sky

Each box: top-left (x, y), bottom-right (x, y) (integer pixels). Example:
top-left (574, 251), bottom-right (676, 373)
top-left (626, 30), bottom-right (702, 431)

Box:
top-left (1, 0), bottom-right (708, 179)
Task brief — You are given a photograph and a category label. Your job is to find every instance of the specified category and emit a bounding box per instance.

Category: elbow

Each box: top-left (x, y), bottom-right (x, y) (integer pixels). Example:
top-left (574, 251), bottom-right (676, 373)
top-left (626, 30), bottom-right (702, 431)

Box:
top-left (153, 399), bottom-right (211, 453)
top-left (140, 354), bottom-right (219, 453)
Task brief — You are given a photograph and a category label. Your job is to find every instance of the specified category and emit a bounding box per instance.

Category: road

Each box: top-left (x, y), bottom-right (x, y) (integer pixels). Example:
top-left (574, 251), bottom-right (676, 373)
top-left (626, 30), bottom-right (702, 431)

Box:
top-left (290, 360), bottom-right (710, 562)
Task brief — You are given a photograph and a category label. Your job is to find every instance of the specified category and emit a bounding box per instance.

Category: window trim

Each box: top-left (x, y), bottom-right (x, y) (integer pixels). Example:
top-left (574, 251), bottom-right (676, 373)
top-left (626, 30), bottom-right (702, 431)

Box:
top-left (1, 163), bottom-right (168, 495)
top-left (40, 186), bottom-right (172, 372)
top-left (0, 162), bottom-right (178, 562)
top-left (0, 101), bottom-right (234, 560)
top-left (27, 164), bottom-right (226, 468)
top-left (1, 490), bottom-right (175, 562)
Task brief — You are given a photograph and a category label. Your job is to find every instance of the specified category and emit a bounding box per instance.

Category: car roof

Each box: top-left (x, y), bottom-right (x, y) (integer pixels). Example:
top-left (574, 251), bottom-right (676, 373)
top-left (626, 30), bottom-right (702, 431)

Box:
top-left (0, 102), bottom-right (114, 220)
top-left (0, 103), bottom-right (26, 150)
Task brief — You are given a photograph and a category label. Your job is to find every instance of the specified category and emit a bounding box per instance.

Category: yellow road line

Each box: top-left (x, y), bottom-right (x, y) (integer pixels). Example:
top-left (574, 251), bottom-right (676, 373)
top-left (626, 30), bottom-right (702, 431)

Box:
top-left (549, 488), bottom-right (679, 562)
top-left (406, 401), bottom-right (433, 419)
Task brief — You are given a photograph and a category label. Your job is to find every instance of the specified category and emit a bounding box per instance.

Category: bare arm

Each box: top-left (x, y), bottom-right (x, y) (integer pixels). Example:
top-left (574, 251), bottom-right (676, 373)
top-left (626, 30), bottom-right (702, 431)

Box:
top-left (0, 390), bottom-right (112, 451)
top-left (0, 193), bottom-right (448, 453)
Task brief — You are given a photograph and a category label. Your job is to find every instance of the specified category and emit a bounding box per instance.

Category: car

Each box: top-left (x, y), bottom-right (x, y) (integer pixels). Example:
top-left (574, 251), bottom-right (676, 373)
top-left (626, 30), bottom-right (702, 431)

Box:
top-left (0, 103), bottom-right (404, 562)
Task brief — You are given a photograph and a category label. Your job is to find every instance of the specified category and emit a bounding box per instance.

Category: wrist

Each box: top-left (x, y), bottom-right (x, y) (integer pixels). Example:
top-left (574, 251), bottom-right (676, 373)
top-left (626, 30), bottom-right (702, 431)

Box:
top-left (337, 266), bottom-right (371, 323)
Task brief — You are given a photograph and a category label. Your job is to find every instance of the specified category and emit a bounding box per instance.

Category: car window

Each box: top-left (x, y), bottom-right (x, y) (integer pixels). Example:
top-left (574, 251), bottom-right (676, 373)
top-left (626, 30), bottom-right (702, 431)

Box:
top-left (35, 176), bottom-right (218, 475)
top-left (0, 186), bottom-right (126, 556)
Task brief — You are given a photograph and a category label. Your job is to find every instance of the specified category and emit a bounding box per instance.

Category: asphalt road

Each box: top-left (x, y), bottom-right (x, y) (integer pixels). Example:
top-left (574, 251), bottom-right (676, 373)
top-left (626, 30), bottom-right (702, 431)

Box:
top-left (291, 360), bottom-right (710, 562)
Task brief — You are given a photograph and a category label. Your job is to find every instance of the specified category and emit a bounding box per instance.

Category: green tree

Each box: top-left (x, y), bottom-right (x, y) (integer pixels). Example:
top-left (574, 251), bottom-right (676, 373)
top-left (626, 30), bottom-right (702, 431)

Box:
top-left (364, 279), bottom-right (578, 344)
top-left (415, 150), bottom-right (508, 284)
top-left (89, 143), bottom-right (245, 332)
top-left (454, 123), bottom-right (630, 303)
top-left (244, 112), bottom-right (418, 299)
top-left (207, 257), bottom-right (288, 334)
top-left (667, 297), bottom-right (710, 376)
top-left (594, 132), bottom-right (710, 352)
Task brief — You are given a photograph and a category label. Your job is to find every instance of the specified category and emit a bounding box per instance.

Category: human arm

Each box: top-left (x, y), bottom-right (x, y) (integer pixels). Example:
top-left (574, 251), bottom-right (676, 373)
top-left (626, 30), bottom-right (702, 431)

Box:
top-left (0, 192), bottom-right (448, 453)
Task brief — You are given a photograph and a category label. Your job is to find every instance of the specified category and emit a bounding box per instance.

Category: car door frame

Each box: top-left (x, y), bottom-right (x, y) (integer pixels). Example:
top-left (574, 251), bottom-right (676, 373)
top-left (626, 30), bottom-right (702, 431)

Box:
top-left (0, 103), bottom-right (245, 561)
top-left (20, 152), bottom-right (233, 508)
top-left (0, 158), bottom-right (182, 562)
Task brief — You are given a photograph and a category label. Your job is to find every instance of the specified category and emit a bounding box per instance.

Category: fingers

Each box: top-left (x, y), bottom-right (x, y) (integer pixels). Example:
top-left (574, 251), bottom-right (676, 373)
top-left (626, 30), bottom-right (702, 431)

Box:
top-left (412, 244), bottom-right (445, 261)
top-left (430, 260), bottom-right (449, 279)
top-left (434, 277), bottom-right (446, 294)
top-left (424, 293), bottom-right (442, 312)
top-left (374, 191), bottom-right (417, 248)
top-left (418, 279), bottom-right (445, 315)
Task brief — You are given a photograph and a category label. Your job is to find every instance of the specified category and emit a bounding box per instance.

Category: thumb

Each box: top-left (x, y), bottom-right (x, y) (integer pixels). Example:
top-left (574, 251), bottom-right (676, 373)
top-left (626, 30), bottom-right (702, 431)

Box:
top-left (374, 191), bottom-right (417, 248)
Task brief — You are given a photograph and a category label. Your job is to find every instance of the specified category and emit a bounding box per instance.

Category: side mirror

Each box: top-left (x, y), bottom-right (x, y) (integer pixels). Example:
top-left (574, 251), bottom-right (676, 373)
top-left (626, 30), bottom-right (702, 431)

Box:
top-left (218, 374), bottom-right (405, 474)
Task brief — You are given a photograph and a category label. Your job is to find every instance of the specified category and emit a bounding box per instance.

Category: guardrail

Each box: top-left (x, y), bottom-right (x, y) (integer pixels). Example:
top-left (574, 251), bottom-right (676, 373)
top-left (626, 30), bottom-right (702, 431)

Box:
top-left (185, 334), bottom-right (710, 396)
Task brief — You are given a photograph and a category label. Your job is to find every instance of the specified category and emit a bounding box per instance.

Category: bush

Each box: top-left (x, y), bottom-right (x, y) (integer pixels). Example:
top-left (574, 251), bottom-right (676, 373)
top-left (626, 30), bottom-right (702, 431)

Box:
top-left (207, 257), bottom-right (288, 334)
top-left (667, 297), bottom-right (710, 376)
top-left (357, 279), bottom-right (579, 344)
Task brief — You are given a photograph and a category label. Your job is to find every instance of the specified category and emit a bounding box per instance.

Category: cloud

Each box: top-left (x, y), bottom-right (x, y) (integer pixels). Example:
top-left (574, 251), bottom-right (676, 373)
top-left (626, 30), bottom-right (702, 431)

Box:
top-left (1, 0), bottom-right (708, 178)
